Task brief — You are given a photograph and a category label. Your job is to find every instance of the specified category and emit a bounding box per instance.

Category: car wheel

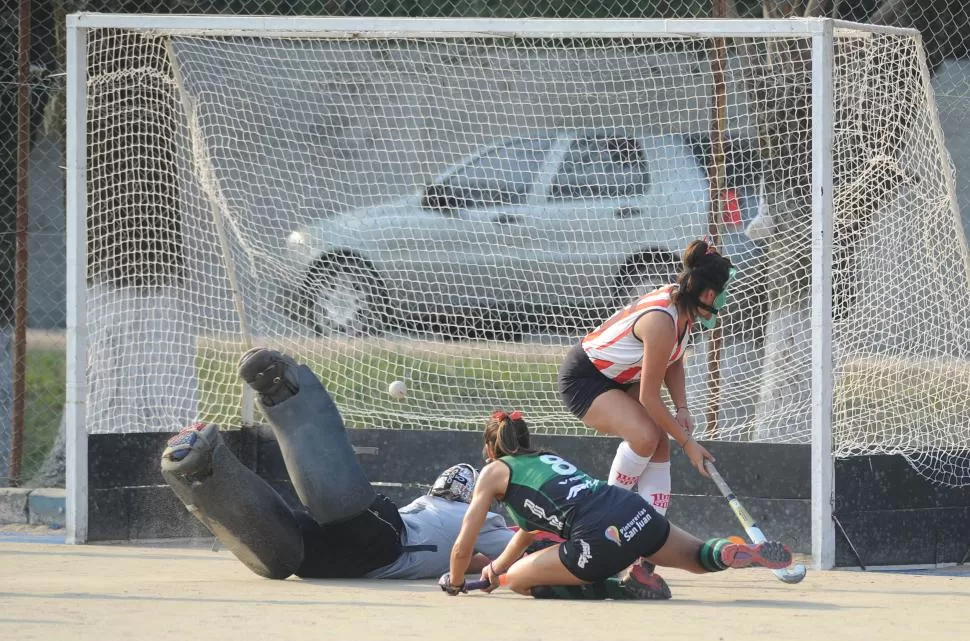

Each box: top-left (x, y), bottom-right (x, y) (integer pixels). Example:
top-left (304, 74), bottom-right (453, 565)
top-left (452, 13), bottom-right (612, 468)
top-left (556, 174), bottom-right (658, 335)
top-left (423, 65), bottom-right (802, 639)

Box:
top-left (612, 259), bottom-right (679, 308)
top-left (300, 255), bottom-right (387, 336)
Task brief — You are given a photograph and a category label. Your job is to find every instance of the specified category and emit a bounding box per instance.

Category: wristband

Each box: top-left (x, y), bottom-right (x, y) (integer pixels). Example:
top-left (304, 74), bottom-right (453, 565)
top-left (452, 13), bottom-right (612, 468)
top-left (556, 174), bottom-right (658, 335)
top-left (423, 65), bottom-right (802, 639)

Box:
top-left (439, 572), bottom-right (467, 596)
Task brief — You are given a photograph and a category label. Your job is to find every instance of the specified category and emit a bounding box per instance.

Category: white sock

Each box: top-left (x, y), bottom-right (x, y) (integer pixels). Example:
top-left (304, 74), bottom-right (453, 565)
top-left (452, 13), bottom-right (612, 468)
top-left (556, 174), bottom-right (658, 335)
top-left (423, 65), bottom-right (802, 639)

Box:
top-left (637, 461), bottom-right (672, 516)
top-left (607, 441), bottom-right (651, 490)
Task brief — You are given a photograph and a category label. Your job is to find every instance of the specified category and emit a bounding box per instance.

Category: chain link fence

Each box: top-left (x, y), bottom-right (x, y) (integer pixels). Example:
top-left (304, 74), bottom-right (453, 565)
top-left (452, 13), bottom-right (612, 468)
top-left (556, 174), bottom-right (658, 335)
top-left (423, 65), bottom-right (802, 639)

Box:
top-left (2, 0), bottom-right (969, 486)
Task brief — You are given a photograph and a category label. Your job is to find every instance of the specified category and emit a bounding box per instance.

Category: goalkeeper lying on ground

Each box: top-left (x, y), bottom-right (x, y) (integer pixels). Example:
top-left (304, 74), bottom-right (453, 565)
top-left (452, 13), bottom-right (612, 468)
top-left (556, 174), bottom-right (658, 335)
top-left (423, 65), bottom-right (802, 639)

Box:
top-left (159, 347), bottom-right (515, 580)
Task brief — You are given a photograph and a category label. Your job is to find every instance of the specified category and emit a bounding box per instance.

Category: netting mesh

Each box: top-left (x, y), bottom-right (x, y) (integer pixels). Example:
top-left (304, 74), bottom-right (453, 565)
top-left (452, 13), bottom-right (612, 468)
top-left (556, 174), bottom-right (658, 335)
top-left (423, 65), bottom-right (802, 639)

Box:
top-left (78, 20), bottom-right (970, 485)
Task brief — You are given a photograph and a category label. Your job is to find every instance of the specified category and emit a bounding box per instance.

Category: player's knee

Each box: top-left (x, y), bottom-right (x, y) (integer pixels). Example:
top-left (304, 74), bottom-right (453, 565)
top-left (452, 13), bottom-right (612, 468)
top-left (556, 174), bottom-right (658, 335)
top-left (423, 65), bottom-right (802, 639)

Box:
top-left (626, 432), bottom-right (660, 458)
top-left (504, 566), bottom-right (534, 596)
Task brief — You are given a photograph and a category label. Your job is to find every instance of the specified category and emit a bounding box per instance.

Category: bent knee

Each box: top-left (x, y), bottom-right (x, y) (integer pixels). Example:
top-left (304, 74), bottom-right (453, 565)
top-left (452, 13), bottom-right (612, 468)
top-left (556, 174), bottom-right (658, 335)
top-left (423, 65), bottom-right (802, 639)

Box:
top-left (504, 566), bottom-right (535, 596)
top-left (626, 433), bottom-right (661, 457)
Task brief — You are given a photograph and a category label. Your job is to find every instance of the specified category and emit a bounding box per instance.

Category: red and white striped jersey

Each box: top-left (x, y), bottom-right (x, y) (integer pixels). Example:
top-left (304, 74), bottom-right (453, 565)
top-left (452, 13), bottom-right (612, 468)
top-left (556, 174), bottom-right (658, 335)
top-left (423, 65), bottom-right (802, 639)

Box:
top-left (581, 285), bottom-right (692, 384)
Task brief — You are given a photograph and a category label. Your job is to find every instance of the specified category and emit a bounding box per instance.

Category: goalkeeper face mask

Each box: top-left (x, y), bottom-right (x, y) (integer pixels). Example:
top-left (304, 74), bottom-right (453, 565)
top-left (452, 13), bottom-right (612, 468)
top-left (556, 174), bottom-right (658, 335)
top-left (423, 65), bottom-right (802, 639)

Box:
top-left (696, 267), bottom-right (737, 330)
top-left (429, 463), bottom-right (479, 503)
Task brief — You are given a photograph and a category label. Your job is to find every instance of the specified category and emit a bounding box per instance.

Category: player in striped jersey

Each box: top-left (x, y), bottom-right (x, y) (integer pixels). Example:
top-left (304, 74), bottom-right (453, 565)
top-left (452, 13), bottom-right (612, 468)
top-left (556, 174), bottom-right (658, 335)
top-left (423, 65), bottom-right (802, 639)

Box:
top-left (443, 411), bottom-right (792, 599)
top-left (557, 239), bottom-right (735, 582)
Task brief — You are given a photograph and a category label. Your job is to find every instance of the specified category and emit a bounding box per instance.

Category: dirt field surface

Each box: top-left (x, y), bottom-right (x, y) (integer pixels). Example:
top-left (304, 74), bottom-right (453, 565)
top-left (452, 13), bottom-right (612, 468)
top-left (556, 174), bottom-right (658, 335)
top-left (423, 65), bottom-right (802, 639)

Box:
top-left (2, 539), bottom-right (969, 641)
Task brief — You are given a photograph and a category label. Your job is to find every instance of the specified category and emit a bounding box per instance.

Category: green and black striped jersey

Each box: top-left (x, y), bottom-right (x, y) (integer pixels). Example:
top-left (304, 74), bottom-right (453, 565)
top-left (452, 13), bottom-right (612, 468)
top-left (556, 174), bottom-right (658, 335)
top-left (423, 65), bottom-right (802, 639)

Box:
top-left (497, 453), bottom-right (604, 538)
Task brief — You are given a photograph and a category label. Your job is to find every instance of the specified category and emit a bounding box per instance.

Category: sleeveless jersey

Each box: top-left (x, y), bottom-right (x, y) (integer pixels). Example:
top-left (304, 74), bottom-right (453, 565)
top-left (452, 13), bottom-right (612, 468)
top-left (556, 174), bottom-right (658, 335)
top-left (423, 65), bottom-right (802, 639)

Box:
top-left (497, 453), bottom-right (604, 538)
top-left (581, 284), bottom-right (692, 384)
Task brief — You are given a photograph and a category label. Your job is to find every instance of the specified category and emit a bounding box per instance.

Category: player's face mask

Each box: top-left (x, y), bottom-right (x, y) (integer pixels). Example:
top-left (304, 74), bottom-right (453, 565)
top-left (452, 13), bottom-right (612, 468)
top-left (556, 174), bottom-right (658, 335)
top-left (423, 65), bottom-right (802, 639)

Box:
top-left (696, 267), bottom-right (737, 330)
top-left (429, 463), bottom-right (479, 503)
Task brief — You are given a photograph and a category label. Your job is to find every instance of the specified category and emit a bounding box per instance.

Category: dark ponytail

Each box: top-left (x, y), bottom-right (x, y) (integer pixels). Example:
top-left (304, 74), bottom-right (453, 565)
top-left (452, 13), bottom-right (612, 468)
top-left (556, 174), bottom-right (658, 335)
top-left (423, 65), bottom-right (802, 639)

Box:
top-left (673, 239), bottom-right (734, 313)
top-left (483, 410), bottom-right (539, 461)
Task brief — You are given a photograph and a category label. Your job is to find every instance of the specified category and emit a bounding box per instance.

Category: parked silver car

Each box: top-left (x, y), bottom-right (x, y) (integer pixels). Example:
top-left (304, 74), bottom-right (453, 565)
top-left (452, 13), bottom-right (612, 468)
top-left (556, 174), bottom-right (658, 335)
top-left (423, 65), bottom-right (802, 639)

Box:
top-left (280, 129), bottom-right (766, 338)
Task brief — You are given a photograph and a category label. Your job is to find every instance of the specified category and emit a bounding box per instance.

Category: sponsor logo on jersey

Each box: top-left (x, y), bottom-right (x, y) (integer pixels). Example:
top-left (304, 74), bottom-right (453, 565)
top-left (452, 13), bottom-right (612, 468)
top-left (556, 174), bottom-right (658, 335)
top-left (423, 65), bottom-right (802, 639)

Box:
top-left (577, 539), bottom-right (592, 569)
top-left (619, 507), bottom-right (653, 542)
top-left (604, 525), bottom-right (622, 547)
top-left (524, 499), bottom-right (564, 530)
top-left (566, 479), bottom-right (597, 501)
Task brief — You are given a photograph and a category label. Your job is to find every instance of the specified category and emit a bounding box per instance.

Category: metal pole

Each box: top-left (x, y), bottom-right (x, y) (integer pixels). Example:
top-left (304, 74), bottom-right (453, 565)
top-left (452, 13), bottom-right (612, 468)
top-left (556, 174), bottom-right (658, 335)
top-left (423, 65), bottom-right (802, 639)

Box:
top-left (705, 0), bottom-right (728, 438)
top-left (65, 17), bottom-right (89, 544)
top-left (10, 0), bottom-right (31, 485)
top-left (810, 21), bottom-right (836, 571)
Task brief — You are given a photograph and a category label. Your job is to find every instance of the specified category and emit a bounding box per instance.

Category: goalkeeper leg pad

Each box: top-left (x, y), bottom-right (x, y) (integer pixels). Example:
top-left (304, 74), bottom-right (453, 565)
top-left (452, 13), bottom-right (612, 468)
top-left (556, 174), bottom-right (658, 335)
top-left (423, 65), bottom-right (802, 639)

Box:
top-left (161, 422), bottom-right (304, 580)
top-left (240, 351), bottom-right (376, 525)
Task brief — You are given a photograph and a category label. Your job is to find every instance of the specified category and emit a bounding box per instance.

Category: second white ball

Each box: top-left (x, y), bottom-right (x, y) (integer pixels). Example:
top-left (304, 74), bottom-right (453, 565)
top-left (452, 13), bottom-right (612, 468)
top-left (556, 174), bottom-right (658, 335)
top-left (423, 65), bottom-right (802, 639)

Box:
top-left (388, 380), bottom-right (407, 400)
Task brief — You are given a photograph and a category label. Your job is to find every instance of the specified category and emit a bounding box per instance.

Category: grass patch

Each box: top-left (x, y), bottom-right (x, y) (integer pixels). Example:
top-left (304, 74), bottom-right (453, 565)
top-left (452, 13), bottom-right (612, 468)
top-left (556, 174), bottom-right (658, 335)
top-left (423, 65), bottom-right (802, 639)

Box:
top-left (21, 348), bottom-right (66, 482)
top-left (197, 339), bottom-right (570, 433)
top-left (20, 339), bottom-right (970, 484)
top-left (836, 355), bottom-right (970, 452)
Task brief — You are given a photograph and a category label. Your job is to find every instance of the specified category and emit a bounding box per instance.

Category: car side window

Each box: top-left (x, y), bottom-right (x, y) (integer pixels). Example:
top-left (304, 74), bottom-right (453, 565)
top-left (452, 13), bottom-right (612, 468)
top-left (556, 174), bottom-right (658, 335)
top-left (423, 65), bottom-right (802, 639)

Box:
top-left (434, 139), bottom-right (552, 210)
top-left (550, 137), bottom-right (650, 200)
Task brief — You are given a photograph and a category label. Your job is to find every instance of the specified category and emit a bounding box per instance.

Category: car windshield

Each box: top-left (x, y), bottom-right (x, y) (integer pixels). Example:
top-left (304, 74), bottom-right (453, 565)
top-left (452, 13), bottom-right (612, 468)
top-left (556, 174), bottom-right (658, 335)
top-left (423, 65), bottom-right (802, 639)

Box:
top-left (426, 138), bottom-right (553, 211)
top-left (550, 135), bottom-right (650, 200)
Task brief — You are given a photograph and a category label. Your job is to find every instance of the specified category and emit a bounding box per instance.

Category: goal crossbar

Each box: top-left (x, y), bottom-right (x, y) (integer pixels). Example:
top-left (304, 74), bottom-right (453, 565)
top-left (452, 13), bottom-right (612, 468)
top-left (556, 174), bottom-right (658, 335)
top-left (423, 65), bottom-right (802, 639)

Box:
top-left (67, 14), bottom-right (919, 39)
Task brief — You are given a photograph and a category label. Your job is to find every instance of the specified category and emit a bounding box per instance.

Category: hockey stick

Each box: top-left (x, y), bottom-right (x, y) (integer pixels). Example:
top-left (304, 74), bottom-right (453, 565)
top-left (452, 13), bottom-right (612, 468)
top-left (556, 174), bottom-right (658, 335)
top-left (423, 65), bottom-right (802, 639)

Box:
top-left (703, 460), bottom-right (807, 584)
top-left (440, 574), bottom-right (508, 593)
top-left (465, 578), bottom-right (491, 591)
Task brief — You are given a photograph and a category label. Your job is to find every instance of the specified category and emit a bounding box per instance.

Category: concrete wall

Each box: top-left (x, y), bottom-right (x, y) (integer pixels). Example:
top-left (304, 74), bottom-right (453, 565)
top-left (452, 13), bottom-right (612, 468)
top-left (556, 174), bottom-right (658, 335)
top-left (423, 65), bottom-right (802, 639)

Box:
top-left (79, 427), bottom-right (970, 566)
top-left (86, 427), bottom-right (812, 549)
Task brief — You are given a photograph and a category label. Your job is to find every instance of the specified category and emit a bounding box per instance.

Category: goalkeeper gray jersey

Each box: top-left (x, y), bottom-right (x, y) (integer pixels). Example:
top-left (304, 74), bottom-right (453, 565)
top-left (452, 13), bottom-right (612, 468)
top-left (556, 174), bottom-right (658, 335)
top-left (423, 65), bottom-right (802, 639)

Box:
top-left (364, 495), bottom-right (513, 580)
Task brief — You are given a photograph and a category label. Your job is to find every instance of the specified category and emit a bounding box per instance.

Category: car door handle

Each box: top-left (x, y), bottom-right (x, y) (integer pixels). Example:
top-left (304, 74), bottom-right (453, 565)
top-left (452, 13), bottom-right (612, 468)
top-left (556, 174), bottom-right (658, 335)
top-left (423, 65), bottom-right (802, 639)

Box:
top-left (615, 207), bottom-right (642, 219)
top-left (493, 214), bottom-right (523, 225)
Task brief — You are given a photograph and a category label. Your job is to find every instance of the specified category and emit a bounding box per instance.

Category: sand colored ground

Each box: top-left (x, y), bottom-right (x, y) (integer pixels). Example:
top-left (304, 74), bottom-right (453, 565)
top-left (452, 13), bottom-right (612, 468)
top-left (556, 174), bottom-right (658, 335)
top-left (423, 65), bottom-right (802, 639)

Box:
top-left (1, 539), bottom-right (969, 641)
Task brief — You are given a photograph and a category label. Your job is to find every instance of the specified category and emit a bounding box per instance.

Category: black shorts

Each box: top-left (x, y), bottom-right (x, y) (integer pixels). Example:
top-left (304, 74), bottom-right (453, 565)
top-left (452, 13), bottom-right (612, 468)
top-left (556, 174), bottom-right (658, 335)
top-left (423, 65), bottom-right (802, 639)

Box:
top-left (557, 342), bottom-right (635, 419)
top-left (294, 494), bottom-right (405, 579)
top-left (558, 485), bottom-right (671, 582)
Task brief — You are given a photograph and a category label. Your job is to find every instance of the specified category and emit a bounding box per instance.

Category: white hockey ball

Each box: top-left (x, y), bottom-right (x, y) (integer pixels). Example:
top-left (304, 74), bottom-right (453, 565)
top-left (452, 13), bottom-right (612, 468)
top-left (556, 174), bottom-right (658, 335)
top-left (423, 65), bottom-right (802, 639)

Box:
top-left (388, 380), bottom-right (407, 400)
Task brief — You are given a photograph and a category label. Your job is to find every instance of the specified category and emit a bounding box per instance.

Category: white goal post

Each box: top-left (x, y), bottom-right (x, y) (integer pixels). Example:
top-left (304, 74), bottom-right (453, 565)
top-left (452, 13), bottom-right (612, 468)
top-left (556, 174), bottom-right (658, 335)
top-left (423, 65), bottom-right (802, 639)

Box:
top-left (65, 14), bottom-right (970, 575)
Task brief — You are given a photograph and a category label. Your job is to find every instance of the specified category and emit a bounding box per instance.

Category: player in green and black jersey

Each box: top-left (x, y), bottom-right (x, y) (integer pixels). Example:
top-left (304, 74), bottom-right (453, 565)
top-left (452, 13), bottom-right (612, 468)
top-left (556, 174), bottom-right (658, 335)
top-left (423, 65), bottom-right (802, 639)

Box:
top-left (443, 410), bottom-right (793, 600)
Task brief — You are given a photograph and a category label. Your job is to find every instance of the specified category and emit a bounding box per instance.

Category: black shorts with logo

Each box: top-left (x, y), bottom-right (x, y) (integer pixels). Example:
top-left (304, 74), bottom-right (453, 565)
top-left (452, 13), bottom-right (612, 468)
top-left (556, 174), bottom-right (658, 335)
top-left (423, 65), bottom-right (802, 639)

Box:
top-left (558, 485), bottom-right (671, 582)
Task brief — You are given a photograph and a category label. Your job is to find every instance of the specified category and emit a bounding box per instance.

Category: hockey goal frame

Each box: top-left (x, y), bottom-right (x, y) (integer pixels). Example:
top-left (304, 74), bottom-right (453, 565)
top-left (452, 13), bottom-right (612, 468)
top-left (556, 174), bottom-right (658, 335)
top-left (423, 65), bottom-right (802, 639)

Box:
top-left (64, 13), bottom-right (924, 569)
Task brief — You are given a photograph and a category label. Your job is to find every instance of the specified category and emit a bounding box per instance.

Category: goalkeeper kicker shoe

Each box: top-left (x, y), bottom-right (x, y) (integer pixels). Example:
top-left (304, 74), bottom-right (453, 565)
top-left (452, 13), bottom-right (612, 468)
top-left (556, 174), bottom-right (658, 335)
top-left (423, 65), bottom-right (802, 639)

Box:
top-left (161, 422), bottom-right (220, 484)
top-left (237, 347), bottom-right (300, 406)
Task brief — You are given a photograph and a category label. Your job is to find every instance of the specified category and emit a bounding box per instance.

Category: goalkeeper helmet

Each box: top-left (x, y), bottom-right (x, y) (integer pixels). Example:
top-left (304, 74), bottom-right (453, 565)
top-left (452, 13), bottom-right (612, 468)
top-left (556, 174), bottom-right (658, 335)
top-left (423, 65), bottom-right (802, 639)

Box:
top-left (429, 463), bottom-right (479, 503)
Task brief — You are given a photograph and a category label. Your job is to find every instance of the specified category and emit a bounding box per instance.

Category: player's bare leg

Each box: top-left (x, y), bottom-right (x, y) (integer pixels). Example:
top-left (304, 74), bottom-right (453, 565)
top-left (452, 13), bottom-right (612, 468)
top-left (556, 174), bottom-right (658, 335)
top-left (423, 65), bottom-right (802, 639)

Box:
top-left (504, 545), bottom-right (671, 600)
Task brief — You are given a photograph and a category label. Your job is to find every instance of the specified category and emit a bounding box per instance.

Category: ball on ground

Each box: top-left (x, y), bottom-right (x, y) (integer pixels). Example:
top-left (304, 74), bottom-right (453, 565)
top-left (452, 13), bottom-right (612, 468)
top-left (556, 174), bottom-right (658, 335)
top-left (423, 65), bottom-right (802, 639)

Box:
top-left (388, 380), bottom-right (407, 400)
top-left (728, 536), bottom-right (746, 545)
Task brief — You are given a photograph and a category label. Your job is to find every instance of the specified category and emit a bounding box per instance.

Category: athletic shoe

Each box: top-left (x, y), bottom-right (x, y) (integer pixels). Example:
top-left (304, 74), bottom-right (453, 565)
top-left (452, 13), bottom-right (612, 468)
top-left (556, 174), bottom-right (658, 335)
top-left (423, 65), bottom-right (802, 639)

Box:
top-left (720, 541), bottom-right (792, 570)
top-left (160, 422), bottom-right (220, 483)
top-left (237, 347), bottom-right (300, 406)
top-left (619, 559), bottom-right (673, 599)
top-left (638, 558), bottom-right (658, 574)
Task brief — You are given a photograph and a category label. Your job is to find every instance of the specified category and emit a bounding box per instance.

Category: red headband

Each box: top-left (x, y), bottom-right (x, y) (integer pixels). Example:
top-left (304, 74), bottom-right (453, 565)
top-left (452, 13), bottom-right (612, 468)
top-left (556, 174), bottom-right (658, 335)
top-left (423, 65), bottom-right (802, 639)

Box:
top-left (491, 410), bottom-right (524, 421)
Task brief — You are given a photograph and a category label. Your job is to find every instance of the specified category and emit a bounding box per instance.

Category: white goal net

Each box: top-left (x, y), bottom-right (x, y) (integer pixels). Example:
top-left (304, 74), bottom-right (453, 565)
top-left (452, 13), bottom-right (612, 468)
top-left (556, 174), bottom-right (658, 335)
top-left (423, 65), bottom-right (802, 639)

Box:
top-left (72, 17), bottom-right (970, 486)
